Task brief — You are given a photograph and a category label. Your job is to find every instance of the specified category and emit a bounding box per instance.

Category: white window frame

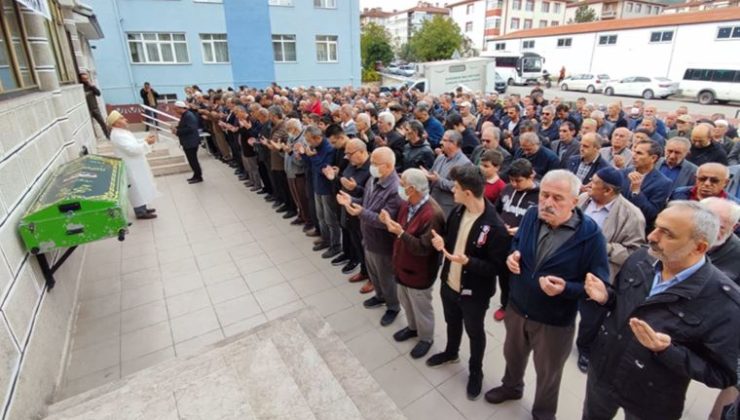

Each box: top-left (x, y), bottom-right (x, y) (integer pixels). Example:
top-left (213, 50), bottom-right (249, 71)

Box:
top-left (598, 34), bottom-right (618, 45)
top-left (466, 3), bottom-right (474, 14)
top-left (495, 42), bottom-right (506, 51)
top-left (127, 32), bottom-right (190, 64)
top-left (553, 2), bottom-right (561, 13)
top-left (510, 17), bottom-right (520, 30)
top-left (314, 0), bottom-right (336, 9)
top-left (541, 1), bottom-right (550, 12)
top-left (272, 34), bottom-right (297, 63)
top-left (315, 35), bottom-right (338, 63)
top-left (268, 0), bottom-right (293, 5)
top-left (512, 0), bottom-right (521, 10)
top-left (523, 18), bottom-right (533, 29)
top-left (199, 33), bottom-right (229, 64)
top-left (626, 2), bottom-right (633, 12)
top-left (649, 30), bottom-right (674, 43)
top-left (716, 26), bottom-right (740, 40)
top-left (522, 40), bottom-right (535, 49)
top-left (525, 0), bottom-right (534, 11)
top-left (539, 19), bottom-right (548, 27)
top-left (485, 17), bottom-right (501, 29)
top-left (556, 37), bottom-right (572, 47)
top-left (635, 3), bottom-right (642, 12)
top-left (465, 21), bottom-right (473, 32)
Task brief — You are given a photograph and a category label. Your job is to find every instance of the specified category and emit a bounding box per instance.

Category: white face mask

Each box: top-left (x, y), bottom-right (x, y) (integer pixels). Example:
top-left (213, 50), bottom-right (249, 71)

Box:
top-left (369, 165), bottom-right (381, 179)
top-left (397, 186), bottom-right (409, 201)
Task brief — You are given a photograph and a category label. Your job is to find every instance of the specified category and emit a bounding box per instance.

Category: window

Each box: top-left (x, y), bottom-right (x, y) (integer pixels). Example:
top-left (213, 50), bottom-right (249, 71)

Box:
top-left (512, 0), bottom-right (521, 9)
top-left (200, 34), bottom-right (229, 63)
top-left (717, 26), bottom-right (740, 39)
top-left (553, 2), bottom-right (561, 13)
top-left (485, 17), bottom-right (501, 29)
top-left (510, 18), bottom-right (520, 29)
top-left (551, 20), bottom-right (559, 26)
top-left (495, 42), bottom-right (506, 50)
top-left (486, 0), bottom-right (504, 9)
top-left (46, 0), bottom-right (75, 83)
top-left (626, 2), bottom-right (633, 11)
top-left (128, 32), bottom-right (189, 64)
top-left (272, 34), bottom-right (296, 62)
top-left (0, 0), bottom-right (37, 92)
top-left (465, 22), bottom-right (473, 32)
top-left (684, 68), bottom-right (738, 83)
top-left (635, 3), bottom-right (641, 12)
top-left (524, 19), bottom-right (532, 29)
top-left (541, 1), bottom-right (550, 12)
top-left (556, 37), bottom-right (572, 47)
top-left (269, 0), bottom-right (293, 5)
top-left (646, 5), bottom-right (652, 13)
top-left (649, 30), bottom-right (673, 42)
top-left (598, 34), bottom-right (617, 45)
top-left (315, 35), bottom-right (338, 62)
top-left (539, 20), bottom-right (548, 27)
top-left (314, 0), bottom-right (336, 8)
top-left (523, 40), bottom-right (535, 49)
top-left (467, 3), bottom-right (474, 14)
top-left (159, 93), bottom-right (178, 103)
top-left (525, 0), bottom-right (534, 11)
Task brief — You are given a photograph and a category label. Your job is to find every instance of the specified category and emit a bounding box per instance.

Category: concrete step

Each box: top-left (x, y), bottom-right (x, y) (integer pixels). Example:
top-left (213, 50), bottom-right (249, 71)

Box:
top-left (147, 154), bottom-right (186, 167)
top-left (44, 309), bottom-right (405, 420)
top-left (151, 162), bottom-right (191, 177)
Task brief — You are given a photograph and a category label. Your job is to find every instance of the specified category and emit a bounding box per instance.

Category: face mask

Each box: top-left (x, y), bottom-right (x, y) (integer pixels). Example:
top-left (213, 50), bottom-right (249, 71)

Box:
top-left (369, 165), bottom-right (381, 179)
top-left (397, 186), bottom-right (409, 201)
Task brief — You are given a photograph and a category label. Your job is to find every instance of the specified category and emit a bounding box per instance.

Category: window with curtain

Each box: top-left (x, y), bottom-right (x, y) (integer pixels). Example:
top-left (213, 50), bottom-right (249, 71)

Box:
top-left (127, 32), bottom-right (189, 64)
top-left (272, 34), bottom-right (297, 62)
top-left (200, 33), bottom-right (229, 63)
top-left (315, 35), bottom-right (338, 62)
top-left (0, 0), bottom-right (36, 92)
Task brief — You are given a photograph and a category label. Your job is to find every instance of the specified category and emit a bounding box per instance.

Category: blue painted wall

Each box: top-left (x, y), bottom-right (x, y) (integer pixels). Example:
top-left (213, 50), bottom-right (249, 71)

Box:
top-left (223, 0), bottom-right (274, 88)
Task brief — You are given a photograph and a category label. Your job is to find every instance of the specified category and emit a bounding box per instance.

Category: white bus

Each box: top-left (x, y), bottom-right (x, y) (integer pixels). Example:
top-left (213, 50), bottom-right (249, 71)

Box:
top-left (679, 67), bottom-right (740, 105)
top-left (480, 51), bottom-right (545, 86)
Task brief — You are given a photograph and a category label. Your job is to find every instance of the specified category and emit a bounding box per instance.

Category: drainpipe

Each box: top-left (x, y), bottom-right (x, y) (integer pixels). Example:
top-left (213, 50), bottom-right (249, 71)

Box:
top-left (112, 0), bottom-right (137, 103)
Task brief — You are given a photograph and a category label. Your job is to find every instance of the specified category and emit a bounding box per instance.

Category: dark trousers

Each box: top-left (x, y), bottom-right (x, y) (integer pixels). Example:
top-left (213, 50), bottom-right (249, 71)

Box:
top-left (183, 147), bottom-right (202, 179)
top-left (576, 299), bottom-right (607, 358)
top-left (305, 175), bottom-right (319, 231)
top-left (440, 283), bottom-right (489, 374)
top-left (347, 216), bottom-right (367, 275)
top-left (227, 137), bottom-right (244, 173)
top-left (288, 176), bottom-right (310, 223)
top-left (271, 170), bottom-right (294, 210)
top-left (498, 271), bottom-right (510, 309)
top-left (502, 307), bottom-right (575, 420)
top-left (89, 108), bottom-right (109, 138)
top-left (257, 160), bottom-right (273, 194)
top-left (582, 369), bottom-right (646, 420)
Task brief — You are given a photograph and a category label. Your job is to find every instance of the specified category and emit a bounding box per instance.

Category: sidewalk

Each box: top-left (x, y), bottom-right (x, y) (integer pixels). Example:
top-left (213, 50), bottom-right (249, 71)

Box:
top-left (59, 151), bottom-right (717, 419)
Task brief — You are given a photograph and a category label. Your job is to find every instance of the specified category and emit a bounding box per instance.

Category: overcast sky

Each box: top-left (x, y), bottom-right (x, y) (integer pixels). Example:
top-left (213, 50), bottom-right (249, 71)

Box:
top-left (359, 0), bottom-right (425, 11)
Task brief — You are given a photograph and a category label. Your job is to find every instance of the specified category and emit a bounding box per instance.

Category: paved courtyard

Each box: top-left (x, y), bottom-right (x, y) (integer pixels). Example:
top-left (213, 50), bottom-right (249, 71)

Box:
top-left (60, 152), bottom-right (716, 419)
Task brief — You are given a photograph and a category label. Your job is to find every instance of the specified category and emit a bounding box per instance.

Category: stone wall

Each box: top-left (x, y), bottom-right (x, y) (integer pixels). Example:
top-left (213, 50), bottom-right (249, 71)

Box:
top-left (0, 84), bottom-right (94, 420)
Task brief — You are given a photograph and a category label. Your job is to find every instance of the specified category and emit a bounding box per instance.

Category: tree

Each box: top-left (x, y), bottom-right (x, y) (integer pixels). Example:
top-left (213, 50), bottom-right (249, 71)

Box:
top-left (574, 5), bottom-right (597, 23)
top-left (360, 22), bottom-right (394, 70)
top-left (396, 43), bottom-right (417, 63)
top-left (408, 16), bottom-right (464, 62)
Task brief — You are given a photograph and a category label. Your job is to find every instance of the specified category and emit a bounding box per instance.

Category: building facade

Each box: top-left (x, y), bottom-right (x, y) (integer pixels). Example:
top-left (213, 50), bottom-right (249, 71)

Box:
top-left (366, 2), bottom-right (450, 48)
top-left (91, 0), bottom-right (361, 106)
top-left (564, 0), bottom-right (666, 22)
top-left (491, 8), bottom-right (740, 80)
top-left (663, 0), bottom-right (740, 13)
top-left (0, 1), bottom-right (104, 419)
top-left (448, 0), bottom-right (487, 51)
top-left (360, 7), bottom-right (393, 26)
top-left (482, 0), bottom-right (569, 50)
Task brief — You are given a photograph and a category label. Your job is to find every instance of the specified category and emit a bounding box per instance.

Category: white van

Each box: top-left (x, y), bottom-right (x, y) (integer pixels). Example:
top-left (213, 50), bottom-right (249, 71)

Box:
top-left (679, 68), bottom-right (740, 105)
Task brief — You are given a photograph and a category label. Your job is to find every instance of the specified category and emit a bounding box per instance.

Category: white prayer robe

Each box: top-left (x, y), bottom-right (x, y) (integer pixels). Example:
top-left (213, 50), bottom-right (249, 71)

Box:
top-left (110, 128), bottom-right (160, 208)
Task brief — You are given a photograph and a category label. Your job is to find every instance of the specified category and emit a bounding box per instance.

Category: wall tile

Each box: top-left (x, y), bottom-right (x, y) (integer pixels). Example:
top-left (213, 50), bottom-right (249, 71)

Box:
top-left (0, 317), bottom-right (21, 418)
top-left (1, 264), bottom-right (42, 348)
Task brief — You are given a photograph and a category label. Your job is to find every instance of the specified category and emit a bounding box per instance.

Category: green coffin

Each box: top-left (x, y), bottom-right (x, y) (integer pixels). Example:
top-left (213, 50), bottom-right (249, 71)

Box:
top-left (18, 154), bottom-right (130, 254)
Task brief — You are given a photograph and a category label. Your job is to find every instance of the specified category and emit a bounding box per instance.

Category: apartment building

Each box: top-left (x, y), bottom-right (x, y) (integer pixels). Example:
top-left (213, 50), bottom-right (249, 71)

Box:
top-left (564, 0), bottom-right (667, 21)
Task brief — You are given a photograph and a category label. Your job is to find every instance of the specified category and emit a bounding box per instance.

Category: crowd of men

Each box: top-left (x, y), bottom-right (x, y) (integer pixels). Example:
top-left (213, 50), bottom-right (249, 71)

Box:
top-left (162, 82), bottom-right (740, 420)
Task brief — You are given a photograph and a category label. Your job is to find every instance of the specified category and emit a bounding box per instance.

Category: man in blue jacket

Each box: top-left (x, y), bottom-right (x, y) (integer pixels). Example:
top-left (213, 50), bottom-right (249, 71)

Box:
top-left (621, 140), bottom-right (672, 229)
top-left (414, 101), bottom-right (444, 149)
top-left (485, 169), bottom-right (610, 420)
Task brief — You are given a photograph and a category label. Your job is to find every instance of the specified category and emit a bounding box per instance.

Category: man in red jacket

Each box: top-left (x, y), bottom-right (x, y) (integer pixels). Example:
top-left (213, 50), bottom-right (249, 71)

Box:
top-left (379, 168), bottom-right (445, 359)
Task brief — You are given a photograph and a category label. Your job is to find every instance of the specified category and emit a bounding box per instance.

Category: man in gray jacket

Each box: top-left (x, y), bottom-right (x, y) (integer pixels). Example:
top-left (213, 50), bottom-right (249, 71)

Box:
top-left (425, 130), bottom-right (472, 218)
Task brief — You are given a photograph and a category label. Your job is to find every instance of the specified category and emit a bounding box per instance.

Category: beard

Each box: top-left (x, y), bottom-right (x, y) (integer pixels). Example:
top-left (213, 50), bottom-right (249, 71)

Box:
top-left (648, 241), bottom-right (694, 264)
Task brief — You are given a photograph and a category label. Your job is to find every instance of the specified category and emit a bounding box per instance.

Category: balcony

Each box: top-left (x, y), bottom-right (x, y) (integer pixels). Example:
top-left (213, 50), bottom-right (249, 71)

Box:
top-left (485, 28), bottom-right (501, 36)
top-left (601, 9), bottom-right (617, 18)
top-left (486, 8), bottom-right (502, 16)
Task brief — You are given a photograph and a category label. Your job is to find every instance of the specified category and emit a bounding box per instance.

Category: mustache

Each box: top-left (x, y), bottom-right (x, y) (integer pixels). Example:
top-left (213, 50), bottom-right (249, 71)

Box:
top-left (648, 241), bottom-right (661, 252)
top-left (540, 207), bottom-right (557, 215)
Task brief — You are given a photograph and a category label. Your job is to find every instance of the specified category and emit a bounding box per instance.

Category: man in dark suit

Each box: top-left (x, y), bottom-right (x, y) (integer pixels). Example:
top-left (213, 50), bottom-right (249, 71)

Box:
top-left (657, 136), bottom-right (697, 190)
top-left (621, 140), bottom-right (672, 228)
top-left (566, 133), bottom-right (610, 186)
top-left (173, 101), bottom-right (203, 184)
top-left (550, 121), bottom-right (580, 168)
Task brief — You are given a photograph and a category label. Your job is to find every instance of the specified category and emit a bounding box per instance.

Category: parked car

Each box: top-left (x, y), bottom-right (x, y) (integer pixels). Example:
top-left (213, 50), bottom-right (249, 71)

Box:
top-left (603, 76), bottom-right (679, 99)
top-left (399, 64), bottom-right (417, 77)
top-left (385, 65), bottom-right (401, 75)
top-left (559, 73), bottom-right (611, 93)
top-left (679, 67), bottom-right (740, 105)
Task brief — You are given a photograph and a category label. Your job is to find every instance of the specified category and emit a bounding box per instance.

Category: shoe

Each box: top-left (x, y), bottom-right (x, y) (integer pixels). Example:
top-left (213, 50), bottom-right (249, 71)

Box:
top-left (467, 371), bottom-right (484, 401)
top-left (250, 186), bottom-right (262, 192)
top-left (188, 178), bottom-right (203, 184)
top-left (238, 174), bottom-right (248, 181)
top-left (331, 254), bottom-right (349, 266)
top-left (265, 195), bottom-right (276, 202)
top-left (234, 169), bottom-right (243, 175)
top-left (493, 307), bottom-right (506, 322)
top-left (410, 340), bottom-right (433, 359)
top-left (145, 208), bottom-right (156, 214)
top-left (305, 230), bottom-right (321, 238)
top-left (393, 327), bottom-right (418, 342)
top-left (363, 296), bottom-right (385, 308)
top-left (312, 242), bottom-right (330, 252)
top-left (256, 189), bottom-right (268, 195)
top-left (348, 272), bottom-right (367, 283)
top-left (321, 248), bottom-right (341, 259)
top-left (380, 310), bottom-right (399, 326)
top-left (484, 386), bottom-right (523, 404)
top-left (359, 280), bottom-right (374, 294)
top-left (272, 202), bottom-right (284, 210)
top-left (302, 224), bottom-right (314, 232)
top-left (577, 354), bottom-right (589, 374)
top-left (135, 213), bottom-right (158, 220)
top-left (290, 218), bottom-right (304, 226)
top-left (313, 238), bottom-right (325, 245)
top-left (341, 261), bottom-right (359, 274)
top-left (426, 352), bottom-right (460, 367)
top-left (282, 210), bottom-right (297, 219)
top-left (229, 162), bottom-right (238, 168)
top-left (244, 181), bottom-right (254, 187)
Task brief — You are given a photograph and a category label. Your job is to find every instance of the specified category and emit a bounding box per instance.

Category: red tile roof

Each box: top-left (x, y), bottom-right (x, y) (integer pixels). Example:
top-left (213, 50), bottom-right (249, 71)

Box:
top-left (446, 0), bottom-right (478, 8)
top-left (495, 7), bottom-right (740, 39)
top-left (566, 0), bottom-right (668, 7)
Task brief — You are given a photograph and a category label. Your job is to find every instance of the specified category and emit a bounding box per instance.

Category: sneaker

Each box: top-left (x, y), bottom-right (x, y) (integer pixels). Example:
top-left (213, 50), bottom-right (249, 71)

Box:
top-left (467, 371), bottom-right (484, 401)
top-left (577, 353), bottom-right (590, 374)
top-left (363, 296), bottom-right (385, 308)
top-left (410, 340), bottom-right (433, 359)
top-left (321, 248), bottom-right (341, 259)
top-left (393, 327), bottom-right (418, 342)
top-left (484, 386), bottom-right (523, 404)
top-left (380, 310), bottom-right (399, 326)
top-left (331, 254), bottom-right (349, 266)
top-left (341, 261), bottom-right (359, 274)
top-left (493, 307), bottom-right (506, 322)
top-left (359, 280), bottom-right (374, 294)
top-left (426, 352), bottom-right (460, 367)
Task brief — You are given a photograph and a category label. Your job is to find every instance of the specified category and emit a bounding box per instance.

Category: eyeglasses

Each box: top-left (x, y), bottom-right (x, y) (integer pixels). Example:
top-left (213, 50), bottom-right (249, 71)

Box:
top-left (482, 139), bottom-right (492, 143)
top-left (542, 112), bottom-right (551, 116)
top-left (697, 176), bottom-right (722, 184)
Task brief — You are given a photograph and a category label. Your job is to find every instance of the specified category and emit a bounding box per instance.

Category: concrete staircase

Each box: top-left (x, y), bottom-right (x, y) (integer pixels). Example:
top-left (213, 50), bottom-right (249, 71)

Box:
top-left (44, 309), bottom-right (406, 420)
top-left (96, 132), bottom-right (192, 177)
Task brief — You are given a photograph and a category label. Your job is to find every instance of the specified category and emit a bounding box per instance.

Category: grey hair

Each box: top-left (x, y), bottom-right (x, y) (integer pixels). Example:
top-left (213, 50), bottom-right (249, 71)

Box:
top-left (590, 110), bottom-right (605, 120)
top-left (444, 129), bottom-right (463, 146)
top-left (268, 105), bottom-right (284, 118)
top-left (542, 105), bottom-right (556, 115)
top-left (401, 168), bottom-right (430, 195)
top-left (415, 101), bottom-right (430, 113)
top-left (642, 116), bottom-right (656, 125)
top-left (519, 132), bottom-right (540, 146)
top-left (666, 136), bottom-right (691, 149)
top-left (355, 112), bottom-right (371, 126)
top-left (666, 200), bottom-right (720, 248)
top-left (541, 169), bottom-right (581, 198)
top-left (701, 197), bottom-right (740, 225)
top-left (286, 118), bottom-right (302, 132)
top-left (582, 118), bottom-right (597, 127)
top-left (305, 125), bottom-right (323, 138)
top-left (582, 132), bottom-right (603, 148)
top-left (482, 126), bottom-right (501, 140)
top-left (378, 111), bottom-right (395, 127)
